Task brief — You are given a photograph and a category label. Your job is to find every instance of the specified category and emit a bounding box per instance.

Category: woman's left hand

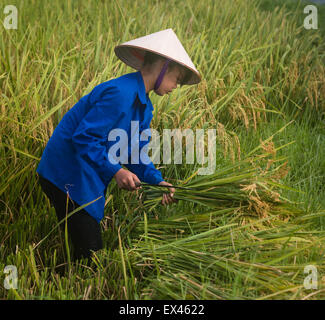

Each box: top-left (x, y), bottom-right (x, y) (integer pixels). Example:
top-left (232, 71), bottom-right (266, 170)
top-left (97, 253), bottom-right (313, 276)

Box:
top-left (158, 181), bottom-right (177, 205)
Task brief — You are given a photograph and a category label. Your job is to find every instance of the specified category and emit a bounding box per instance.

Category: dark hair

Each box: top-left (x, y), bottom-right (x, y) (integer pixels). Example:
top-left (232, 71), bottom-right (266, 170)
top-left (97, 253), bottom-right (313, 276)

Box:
top-left (142, 51), bottom-right (191, 85)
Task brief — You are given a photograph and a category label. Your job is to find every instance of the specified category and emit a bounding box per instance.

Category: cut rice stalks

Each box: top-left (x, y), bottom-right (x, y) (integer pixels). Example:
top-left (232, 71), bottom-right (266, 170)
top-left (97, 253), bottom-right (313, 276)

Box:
top-left (139, 142), bottom-right (297, 219)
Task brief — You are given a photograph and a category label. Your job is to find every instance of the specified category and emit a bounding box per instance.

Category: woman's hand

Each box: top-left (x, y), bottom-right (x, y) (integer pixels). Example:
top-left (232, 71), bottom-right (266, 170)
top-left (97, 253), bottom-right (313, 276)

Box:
top-left (114, 168), bottom-right (141, 191)
top-left (158, 181), bottom-right (177, 205)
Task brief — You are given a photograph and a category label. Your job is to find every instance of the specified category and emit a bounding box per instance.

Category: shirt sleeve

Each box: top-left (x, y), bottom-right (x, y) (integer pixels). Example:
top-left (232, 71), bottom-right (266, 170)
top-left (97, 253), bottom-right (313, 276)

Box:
top-left (71, 84), bottom-right (125, 184)
top-left (124, 126), bottom-right (164, 185)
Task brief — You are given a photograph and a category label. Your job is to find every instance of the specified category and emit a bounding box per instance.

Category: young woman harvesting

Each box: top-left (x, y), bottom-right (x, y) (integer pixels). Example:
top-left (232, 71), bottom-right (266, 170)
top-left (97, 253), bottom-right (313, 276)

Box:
top-left (36, 29), bottom-right (201, 262)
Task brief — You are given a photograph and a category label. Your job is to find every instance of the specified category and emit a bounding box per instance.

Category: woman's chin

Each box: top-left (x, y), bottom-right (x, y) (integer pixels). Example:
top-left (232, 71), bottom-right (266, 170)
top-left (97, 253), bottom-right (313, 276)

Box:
top-left (154, 89), bottom-right (164, 96)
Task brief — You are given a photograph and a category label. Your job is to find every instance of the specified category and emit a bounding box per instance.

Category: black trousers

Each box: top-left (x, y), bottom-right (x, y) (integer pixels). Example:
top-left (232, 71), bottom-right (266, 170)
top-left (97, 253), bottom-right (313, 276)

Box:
top-left (38, 174), bottom-right (103, 261)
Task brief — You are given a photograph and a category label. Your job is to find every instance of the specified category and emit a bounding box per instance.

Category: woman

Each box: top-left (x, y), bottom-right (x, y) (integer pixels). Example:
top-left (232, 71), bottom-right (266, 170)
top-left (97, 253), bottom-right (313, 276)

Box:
top-left (36, 28), bottom-right (201, 262)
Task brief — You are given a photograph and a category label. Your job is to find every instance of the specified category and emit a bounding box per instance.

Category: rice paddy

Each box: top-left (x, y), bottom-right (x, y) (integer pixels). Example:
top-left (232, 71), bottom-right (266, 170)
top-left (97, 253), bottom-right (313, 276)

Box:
top-left (1, 0), bottom-right (325, 300)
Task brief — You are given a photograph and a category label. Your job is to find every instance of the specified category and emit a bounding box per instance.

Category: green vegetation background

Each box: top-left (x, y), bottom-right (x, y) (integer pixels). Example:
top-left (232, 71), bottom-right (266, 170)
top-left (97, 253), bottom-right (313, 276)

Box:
top-left (0, 0), bottom-right (324, 300)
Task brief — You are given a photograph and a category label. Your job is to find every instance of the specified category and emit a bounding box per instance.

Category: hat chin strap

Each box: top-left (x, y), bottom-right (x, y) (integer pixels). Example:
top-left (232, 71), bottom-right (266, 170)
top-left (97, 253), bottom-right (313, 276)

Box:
top-left (154, 59), bottom-right (171, 91)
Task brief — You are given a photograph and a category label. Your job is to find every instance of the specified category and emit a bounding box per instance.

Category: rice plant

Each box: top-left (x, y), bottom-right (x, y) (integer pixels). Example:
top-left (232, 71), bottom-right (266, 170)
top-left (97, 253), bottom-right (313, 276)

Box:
top-left (1, 0), bottom-right (325, 300)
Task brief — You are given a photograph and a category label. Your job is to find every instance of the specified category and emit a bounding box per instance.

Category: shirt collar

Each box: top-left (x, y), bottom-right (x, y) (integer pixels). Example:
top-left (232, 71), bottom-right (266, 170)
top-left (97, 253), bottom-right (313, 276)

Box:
top-left (135, 71), bottom-right (149, 106)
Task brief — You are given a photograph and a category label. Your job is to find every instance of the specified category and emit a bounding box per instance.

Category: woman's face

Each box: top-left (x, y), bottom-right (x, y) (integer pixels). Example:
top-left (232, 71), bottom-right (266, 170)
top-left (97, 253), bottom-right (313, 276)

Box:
top-left (154, 66), bottom-right (183, 96)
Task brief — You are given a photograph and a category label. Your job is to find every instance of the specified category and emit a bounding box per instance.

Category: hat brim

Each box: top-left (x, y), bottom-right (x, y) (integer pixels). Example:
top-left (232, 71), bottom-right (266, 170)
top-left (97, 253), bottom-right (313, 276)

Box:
top-left (114, 45), bottom-right (201, 85)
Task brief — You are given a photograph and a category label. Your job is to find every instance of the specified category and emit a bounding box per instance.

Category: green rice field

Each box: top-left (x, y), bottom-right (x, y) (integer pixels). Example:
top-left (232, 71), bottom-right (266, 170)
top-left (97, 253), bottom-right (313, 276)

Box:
top-left (0, 0), bottom-right (325, 300)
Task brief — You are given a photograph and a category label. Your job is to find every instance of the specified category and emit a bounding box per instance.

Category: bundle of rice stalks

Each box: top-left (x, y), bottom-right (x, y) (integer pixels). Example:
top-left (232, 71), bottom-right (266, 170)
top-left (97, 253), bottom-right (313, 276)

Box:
top-left (139, 141), bottom-right (292, 218)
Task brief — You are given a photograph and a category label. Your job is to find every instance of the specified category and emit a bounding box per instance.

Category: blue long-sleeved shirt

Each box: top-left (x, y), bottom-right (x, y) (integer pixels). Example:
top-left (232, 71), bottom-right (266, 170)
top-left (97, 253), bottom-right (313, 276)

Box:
top-left (36, 71), bottom-right (164, 223)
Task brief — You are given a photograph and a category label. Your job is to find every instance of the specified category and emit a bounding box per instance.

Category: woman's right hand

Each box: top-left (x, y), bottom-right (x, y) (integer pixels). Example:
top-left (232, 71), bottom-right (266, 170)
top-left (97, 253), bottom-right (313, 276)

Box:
top-left (113, 168), bottom-right (141, 191)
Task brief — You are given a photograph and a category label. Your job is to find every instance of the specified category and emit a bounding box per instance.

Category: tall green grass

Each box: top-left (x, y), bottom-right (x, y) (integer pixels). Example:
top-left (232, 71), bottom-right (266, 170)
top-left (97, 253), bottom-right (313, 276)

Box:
top-left (0, 0), bottom-right (325, 300)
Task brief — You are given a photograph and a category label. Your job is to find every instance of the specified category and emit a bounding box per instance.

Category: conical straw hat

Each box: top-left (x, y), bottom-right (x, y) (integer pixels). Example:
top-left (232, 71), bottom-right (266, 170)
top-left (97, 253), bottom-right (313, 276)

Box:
top-left (114, 28), bottom-right (201, 85)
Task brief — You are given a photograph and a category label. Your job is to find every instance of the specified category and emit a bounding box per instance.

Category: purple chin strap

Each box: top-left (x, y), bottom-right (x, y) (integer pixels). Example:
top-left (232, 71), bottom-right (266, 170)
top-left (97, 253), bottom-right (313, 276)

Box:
top-left (154, 59), bottom-right (171, 91)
